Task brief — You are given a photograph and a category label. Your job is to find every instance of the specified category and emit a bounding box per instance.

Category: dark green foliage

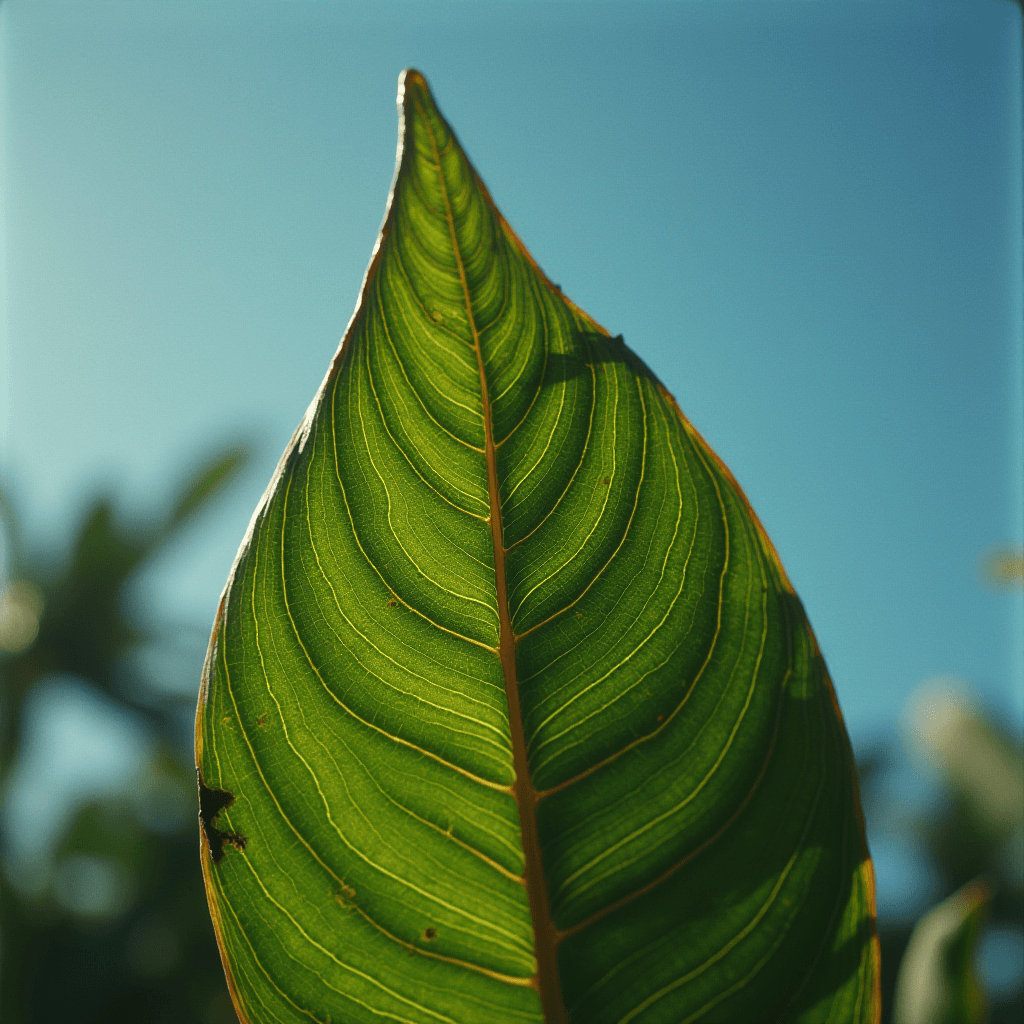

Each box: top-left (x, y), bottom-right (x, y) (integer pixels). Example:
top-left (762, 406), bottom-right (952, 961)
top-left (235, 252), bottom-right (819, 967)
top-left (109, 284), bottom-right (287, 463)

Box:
top-left (0, 446), bottom-right (248, 1024)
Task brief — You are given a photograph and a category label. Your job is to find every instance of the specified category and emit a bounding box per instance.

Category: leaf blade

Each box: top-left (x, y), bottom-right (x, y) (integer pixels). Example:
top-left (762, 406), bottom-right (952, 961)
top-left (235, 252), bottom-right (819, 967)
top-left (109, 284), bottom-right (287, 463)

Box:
top-left (197, 69), bottom-right (879, 1024)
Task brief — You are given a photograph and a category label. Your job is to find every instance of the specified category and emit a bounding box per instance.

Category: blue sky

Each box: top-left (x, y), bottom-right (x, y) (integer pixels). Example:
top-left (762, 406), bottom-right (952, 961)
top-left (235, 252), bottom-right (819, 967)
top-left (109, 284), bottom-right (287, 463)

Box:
top-left (1, 0), bottom-right (1022, 898)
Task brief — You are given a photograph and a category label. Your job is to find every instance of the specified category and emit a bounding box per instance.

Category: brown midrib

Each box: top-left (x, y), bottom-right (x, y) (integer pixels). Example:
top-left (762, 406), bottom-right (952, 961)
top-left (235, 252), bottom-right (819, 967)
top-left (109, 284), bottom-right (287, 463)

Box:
top-left (415, 96), bottom-right (567, 1024)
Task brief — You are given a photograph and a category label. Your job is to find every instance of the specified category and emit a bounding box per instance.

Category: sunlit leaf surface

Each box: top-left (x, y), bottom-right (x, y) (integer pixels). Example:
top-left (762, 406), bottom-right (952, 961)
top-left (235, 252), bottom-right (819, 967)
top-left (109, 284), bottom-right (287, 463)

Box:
top-left (196, 70), bottom-right (879, 1024)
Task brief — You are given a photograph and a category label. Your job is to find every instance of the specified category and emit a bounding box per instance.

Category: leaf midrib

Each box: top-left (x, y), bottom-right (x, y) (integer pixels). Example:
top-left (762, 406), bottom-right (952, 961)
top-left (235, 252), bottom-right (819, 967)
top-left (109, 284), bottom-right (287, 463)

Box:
top-left (409, 81), bottom-right (567, 1024)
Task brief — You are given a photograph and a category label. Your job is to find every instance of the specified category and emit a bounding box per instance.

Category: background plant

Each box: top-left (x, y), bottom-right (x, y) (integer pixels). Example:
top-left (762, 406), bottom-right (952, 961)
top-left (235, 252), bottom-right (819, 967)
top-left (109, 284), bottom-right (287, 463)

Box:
top-left (0, 449), bottom-right (247, 1024)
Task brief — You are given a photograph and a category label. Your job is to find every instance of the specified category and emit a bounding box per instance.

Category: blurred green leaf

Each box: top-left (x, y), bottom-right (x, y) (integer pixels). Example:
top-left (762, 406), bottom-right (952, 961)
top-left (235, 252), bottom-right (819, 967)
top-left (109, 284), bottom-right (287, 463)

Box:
top-left (165, 445), bottom-right (250, 533)
top-left (893, 879), bottom-right (991, 1024)
top-left (904, 682), bottom-right (1024, 896)
top-left (0, 443), bottom-right (250, 1023)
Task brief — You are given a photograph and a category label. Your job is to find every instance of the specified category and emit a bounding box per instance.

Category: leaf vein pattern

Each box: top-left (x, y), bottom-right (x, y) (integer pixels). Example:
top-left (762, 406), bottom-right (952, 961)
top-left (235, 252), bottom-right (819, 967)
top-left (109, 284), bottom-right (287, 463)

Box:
top-left (614, 677), bottom-right (828, 1024)
top-left (501, 354), bottom-right (594, 549)
top-left (391, 236), bottom-right (477, 354)
top-left (351, 905), bottom-right (535, 987)
top-left (302, 433), bottom-right (512, 750)
top-left (214, 875), bottom-right (328, 1023)
top-left (489, 266), bottom-right (549, 434)
top-left (330, 374), bottom-right (499, 653)
top-left (526, 402), bottom-right (680, 764)
top-left (553, 547), bottom-right (770, 903)
top-left (230, 853), bottom-right (458, 1024)
top-left (273, 479), bottom-right (531, 956)
top-left (509, 371), bottom-right (628, 635)
top-left (368, 295), bottom-right (489, 515)
top-left (514, 373), bottom-right (642, 641)
top-left (532, 415), bottom-right (706, 796)
top-left (353, 376), bottom-right (498, 624)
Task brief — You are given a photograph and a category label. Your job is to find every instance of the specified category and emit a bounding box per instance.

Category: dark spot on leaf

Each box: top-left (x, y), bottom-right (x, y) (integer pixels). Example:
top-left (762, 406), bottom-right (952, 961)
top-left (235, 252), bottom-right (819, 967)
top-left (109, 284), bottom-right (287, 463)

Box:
top-left (334, 883), bottom-right (357, 911)
top-left (657, 714), bottom-right (664, 723)
top-left (387, 599), bottom-right (398, 608)
top-left (552, 283), bottom-right (561, 292)
top-left (197, 772), bottom-right (247, 864)
top-left (256, 714), bottom-right (266, 728)
top-left (601, 478), bottom-right (610, 486)
top-left (422, 928), bottom-right (436, 942)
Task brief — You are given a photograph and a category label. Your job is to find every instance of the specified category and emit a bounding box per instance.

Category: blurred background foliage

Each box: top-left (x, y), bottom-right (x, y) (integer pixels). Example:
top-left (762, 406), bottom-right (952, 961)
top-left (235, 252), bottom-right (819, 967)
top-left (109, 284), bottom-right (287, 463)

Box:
top-left (0, 447), bottom-right (1020, 1023)
top-left (863, 669), bottom-right (1024, 1022)
top-left (0, 448), bottom-right (248, 1024)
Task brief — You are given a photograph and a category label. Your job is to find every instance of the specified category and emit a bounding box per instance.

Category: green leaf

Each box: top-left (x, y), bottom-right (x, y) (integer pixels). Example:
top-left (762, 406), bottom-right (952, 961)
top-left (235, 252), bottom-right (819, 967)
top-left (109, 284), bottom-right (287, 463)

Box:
top-left (166, 444), bottom-right (251, 532)
top-left (892, 880), bottom-right (990, 1024)
top-left (195, 70), bottom-right (879, 1024)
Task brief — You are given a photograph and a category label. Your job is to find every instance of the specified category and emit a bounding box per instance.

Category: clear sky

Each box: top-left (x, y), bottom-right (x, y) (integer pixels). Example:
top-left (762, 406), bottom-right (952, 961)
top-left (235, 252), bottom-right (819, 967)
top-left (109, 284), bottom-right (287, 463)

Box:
top-left (2, 0), bottom-right (1021, 761)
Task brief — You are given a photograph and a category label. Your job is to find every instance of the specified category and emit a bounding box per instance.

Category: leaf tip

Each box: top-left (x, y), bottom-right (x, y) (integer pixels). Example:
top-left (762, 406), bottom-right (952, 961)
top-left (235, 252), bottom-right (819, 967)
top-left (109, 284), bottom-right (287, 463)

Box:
top-left (398, 67), bottom-right (431, 106)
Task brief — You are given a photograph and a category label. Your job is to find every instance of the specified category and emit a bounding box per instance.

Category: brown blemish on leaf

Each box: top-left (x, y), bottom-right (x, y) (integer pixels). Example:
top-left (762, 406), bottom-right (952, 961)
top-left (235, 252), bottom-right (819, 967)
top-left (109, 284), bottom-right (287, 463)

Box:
top-left (198, 772), bottom-right (247, 864)
top-left (422, 927), bottom-right (437, 942)
top-left (387, 599), bottom-right (398, 608)
top-left (334, 883), bottom-right (357, 912)
top-left (256, 714), bottom-right (266, 728)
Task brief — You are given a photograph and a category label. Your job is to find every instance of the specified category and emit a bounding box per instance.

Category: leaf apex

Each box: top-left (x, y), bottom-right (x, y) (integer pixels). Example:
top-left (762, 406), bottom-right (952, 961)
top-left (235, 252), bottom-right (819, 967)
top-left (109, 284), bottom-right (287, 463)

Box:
top-left (398, 67), bottom-right (431, 105)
